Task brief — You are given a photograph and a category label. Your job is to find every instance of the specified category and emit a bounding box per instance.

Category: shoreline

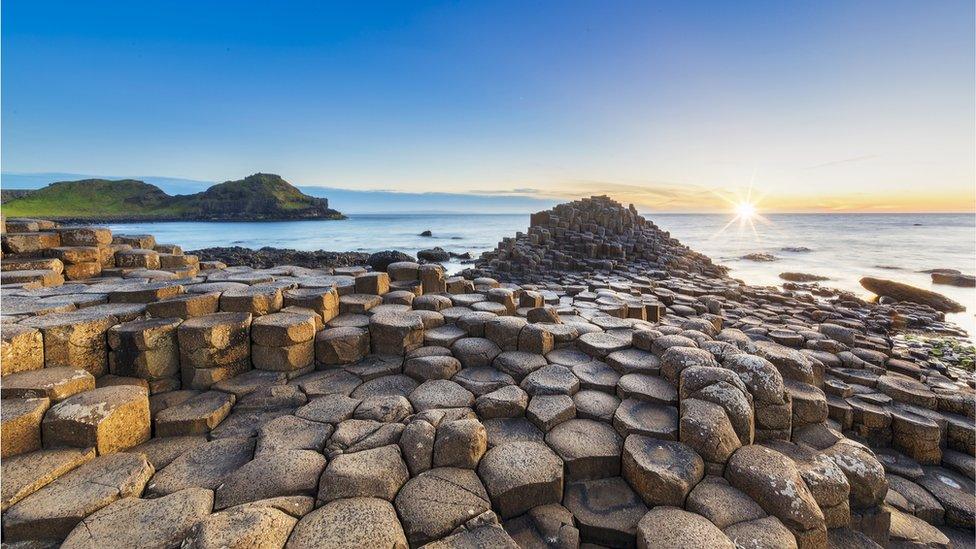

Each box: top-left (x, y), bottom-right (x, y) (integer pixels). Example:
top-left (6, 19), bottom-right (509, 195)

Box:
top-left (1, 198), bottom-right (974, 547)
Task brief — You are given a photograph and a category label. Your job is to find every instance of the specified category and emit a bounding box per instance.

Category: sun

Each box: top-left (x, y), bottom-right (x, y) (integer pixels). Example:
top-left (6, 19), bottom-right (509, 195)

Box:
top-left (735, 202), bottom-right (757, 220)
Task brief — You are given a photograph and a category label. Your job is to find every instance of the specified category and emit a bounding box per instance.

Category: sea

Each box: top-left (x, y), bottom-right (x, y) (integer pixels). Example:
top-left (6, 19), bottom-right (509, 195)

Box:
top-left (105, 213), bottom-right (976, 337)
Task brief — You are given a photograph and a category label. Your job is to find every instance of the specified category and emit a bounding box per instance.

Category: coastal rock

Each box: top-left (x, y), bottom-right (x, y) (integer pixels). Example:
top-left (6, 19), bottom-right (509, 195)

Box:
top-left (418, 247), bottom-right (451, 262)
top-left (860, 277), bottom-right (965, 313)
top-left (369, 250), bottom-right (414, 272)
top-left (779, 272), bottom-right (830, 282)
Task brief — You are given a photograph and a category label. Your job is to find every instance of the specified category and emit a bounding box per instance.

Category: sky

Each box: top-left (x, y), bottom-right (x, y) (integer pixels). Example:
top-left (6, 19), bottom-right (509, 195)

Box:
top-left (2, 0), bottom-right (974, 212)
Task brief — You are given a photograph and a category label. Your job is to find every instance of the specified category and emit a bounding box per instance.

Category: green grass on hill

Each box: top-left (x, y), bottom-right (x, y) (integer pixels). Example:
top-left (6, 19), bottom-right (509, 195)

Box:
top-left (1, 173), bottom-right (343, 221)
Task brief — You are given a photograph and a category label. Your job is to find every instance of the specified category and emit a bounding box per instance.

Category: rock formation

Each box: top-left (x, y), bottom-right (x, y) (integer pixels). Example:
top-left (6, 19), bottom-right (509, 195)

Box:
top-left (0, 202), bottom-right (971, 548)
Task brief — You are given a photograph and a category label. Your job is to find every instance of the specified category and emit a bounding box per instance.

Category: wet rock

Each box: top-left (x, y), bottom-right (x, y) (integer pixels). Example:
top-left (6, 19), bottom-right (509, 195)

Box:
top-left (564, 476), bottom-right (648, 548)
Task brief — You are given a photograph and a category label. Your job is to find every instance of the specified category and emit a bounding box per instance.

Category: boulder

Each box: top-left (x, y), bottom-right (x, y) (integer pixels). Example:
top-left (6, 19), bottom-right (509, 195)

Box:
top-left (859, 277), bottom-right (965, 312)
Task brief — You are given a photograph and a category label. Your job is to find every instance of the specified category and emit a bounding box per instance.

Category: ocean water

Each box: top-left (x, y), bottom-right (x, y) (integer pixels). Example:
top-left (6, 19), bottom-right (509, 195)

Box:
top-left (107, 212), bottom-right (976, 336)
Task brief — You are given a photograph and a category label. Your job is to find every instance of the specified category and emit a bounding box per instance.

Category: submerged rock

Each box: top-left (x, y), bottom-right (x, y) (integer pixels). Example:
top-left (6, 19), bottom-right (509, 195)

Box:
top-left (779, 272), bottom-right (830, 282)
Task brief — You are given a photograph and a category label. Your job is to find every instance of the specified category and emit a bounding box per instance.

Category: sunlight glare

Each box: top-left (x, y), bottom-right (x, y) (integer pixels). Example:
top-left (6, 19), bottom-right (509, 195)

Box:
top-left (736, 202), bottom-right (756, 220)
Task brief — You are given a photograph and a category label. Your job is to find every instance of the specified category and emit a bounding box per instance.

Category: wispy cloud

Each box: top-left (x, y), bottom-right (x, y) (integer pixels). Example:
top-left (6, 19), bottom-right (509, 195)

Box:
top-left (468, 187), bottom-right (541, 195)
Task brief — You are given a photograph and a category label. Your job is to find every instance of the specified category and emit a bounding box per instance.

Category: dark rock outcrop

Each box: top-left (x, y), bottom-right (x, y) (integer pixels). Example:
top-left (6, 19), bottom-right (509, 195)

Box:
top-left (860, 277), bottom-right (966, 313)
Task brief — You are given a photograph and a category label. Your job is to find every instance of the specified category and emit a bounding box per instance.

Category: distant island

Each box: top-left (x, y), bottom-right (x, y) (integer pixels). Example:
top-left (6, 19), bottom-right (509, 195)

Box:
top-left (0, 173), bottom-right (345, 222)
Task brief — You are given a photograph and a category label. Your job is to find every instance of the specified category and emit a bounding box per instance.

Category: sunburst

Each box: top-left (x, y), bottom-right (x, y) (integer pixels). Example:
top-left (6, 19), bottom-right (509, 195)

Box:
top-left (710, 170), bottom-right (772, 240)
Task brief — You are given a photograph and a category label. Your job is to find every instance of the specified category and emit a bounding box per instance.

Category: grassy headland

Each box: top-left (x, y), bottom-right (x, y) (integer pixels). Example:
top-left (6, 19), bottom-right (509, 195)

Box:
top-left (1, 173), bottom-right (345, 222)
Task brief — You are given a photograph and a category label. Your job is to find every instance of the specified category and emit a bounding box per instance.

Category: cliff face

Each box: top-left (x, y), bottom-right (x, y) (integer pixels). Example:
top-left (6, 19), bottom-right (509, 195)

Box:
top-left (1, 173), bottom-right (344, 221)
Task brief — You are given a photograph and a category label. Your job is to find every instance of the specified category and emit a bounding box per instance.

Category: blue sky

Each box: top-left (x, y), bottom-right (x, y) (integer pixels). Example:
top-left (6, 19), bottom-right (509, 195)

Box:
top-left (3, 1), bottom-right (973, 211)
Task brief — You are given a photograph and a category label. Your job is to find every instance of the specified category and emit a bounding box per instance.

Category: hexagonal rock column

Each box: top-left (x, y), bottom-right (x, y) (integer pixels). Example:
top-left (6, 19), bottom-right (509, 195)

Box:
top-left (315, 326), bottom-right (370, 366)
top-left (369, 311), bottom-right (424, 356)
top-left (563, 476), bottom-right (649, 547)
top-left (20, 309), bottom-right (119, 377)
top-left (635, 507), bottom-right (735, 549)
top-left (355, 272), bottom-right (390, 295)
top-left (1, 397), bottom-right (50, 457)
top-left (289, 497), bottom-right (408, 548)
top-left (251, 312), bottom-right (316, 374)
top-left (177, 312), bottom-right (252, 390)
top-left (725, 445), bottom-right (827, 548)
top-left (546, 418), bottom-right (623, 481)
top-left (2, 452), bottom-right (154, 543)
top-left (214, 449), bottom-right (327, 509)
top-left (622, 435), bottom-right (704, 507)
top-left (420, 264), bottom-right (447, 294)
top-left (0, 367), bottom-right (95, 402)
top-left (59, 487), bottom-right (213, 548)
top-left (679, 366), bottom-right (755, 446)
top-left (2, 230), bottom-right (61, 255)
top-left (283, 286), bottom-right (339, 324)
top-left (49, 246), bottom-right (103, 280)
top-left (108, 317), bottom-right (182, 393)
top-left (219, 286), bottom-right (283, 316)
top-left (42, 385), bottom-right (151, 455)
top-left (1, 324), bottom-right (44, 375)
top-left (146, 292), bottom-right (220, 319)
top-left (395, 467), bottom-right (491, 546)
top-left (317, 444), bottom-right (410, 503)
top-left (115, 248), bottom-right (161, 269)
top-left (478, 441), bottom-right (564, 519)
top-left (722, 354), bottom-right (791, 442)
top-left (154, 390), bottom-right (236, 437)
top-left (56, 226), bottom-right (112, 247)
top-left (433, 418), bottom-right (488, 469)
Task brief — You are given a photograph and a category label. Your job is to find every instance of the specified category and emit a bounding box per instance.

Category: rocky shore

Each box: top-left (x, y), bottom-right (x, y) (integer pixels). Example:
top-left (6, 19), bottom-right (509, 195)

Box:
top-left (0, 198), bottom-right (973, 548)
top-left (190, 246), bottom-right (369, 270)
